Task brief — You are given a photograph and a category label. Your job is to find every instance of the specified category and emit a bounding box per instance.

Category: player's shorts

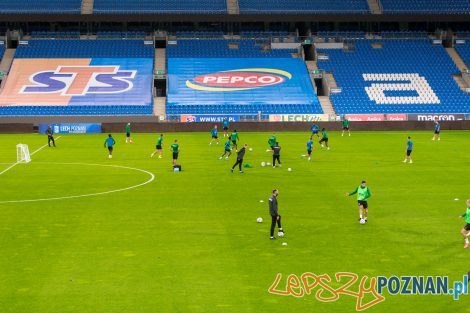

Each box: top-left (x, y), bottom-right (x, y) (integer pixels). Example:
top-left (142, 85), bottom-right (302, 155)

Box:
top-left (307, 149), bottom-right (312, 154)
top-left (406, 150), bottom-right (412, 156)
top-left (223, 127), bottom-right (228, 131)
top-left (108, 147), bottom-right (113, 152)
top-left (319, 138), bottom-right (328, 143)
top-left (212, 135), bottom-right (218, 139)
top-left (156, 145), bottom-right (162, 150)
top-left (465, 224), bottom-right (470, 231)
top-left (225, 148), bottom-right (231, 152)
top-left (434, 130), bottom-right (440, 134)
top-left (232, 140), bottom-right (237, 145)
top-left (311, 130), bottom-right (319, 134)
top-left (172, 153), bottom-right (178, 160)
top-left (343, 126), bottom-right (349, 130)
top-left (126, 132), bottom-right (130, 137)
top-left (358, 200), bottom-right (368, 209)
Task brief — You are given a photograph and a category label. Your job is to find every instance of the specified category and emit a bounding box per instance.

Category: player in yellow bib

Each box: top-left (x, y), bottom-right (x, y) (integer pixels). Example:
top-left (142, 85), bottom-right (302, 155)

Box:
top-left (346, 180), bottom-right (372, 223)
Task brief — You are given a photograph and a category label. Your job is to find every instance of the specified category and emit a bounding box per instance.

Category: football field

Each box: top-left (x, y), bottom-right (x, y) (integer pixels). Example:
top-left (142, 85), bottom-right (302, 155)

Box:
top-left (0, 130), bottom-right (468, 312)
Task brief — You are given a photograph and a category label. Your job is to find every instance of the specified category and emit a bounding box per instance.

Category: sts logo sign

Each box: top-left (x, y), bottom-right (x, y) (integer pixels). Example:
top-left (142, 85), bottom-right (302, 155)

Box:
top-left (21, 66), bottom-right (136, 96)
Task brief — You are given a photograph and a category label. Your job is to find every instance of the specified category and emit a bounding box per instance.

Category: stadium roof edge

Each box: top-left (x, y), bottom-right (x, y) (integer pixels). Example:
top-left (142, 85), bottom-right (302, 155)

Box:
top-left (0, 13), bottom-right (469, 23)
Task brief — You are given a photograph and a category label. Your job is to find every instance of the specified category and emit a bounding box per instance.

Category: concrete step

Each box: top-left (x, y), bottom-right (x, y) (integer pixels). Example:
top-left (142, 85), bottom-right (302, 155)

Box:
top-left (324, 72), bottom-right (338, 88)
top-left (81, 0), bottom-right (94, 14)
top-left (452, 74), bottom-right (470, 92)
top-left (153, 97), bottom-right (166, 116)
top-left (367, 0), bottom-right (382, 14)
top-left (446, 47), bottom-right (468, 71)
top-left (155, 48), bottom-right (166, 73)
top-left (305, 60), bottom-right (318, 70)
top-left (0, 48), bottom-right (16, 74)
top-left (318, 96), bottom-right (336, 114)
top-left (226, 0), bottom-right (239, 14)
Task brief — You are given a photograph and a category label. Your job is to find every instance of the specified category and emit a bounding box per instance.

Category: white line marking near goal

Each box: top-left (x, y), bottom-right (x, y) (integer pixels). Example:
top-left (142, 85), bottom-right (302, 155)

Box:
top-left (0, 136), bottom-right (62, 176)
top-left (0, 162), bottom-right (155, 204)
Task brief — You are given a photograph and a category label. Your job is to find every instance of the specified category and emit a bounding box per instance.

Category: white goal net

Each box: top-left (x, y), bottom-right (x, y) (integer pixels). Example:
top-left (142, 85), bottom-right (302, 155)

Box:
top-left (16, 144), bottom-right (31, 163)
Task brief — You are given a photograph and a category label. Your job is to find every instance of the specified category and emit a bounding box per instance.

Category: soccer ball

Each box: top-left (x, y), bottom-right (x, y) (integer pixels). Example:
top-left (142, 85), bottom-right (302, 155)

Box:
top-left (267, 162), bottom-right (271, 166)
top-left (278, 231), bottom-right (284, 238)
top-left (261, 162), bottom-right (266, 167)
top-left (249, 148), bottom-right (253, 151)
top-left (287, 168), bottom-right (292, 172)
top-left (360, 219), bottom-right (366, 224)
top-left (257, 217), bottom-right (263, 223)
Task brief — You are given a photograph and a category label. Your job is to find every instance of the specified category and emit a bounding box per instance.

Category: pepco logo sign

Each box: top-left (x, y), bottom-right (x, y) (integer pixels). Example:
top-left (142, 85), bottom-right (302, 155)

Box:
top-left (186, 68), bottom-right (291, 92)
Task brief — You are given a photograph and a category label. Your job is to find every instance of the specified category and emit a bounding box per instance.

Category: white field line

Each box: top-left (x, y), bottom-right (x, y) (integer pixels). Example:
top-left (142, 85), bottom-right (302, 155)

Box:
top-left (0, 162), bottom-right (155, 204)
top-left (0, 136), bottom-right (62, 176)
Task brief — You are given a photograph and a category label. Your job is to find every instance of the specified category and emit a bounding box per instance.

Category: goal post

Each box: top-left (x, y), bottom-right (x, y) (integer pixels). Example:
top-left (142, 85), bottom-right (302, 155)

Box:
top-left (16, 144), bottom-right (31, 163)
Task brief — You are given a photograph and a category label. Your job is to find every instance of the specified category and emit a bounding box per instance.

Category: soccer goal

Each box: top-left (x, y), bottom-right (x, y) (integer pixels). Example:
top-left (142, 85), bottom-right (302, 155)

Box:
top-left (16, 144), bottom-right (31, 163)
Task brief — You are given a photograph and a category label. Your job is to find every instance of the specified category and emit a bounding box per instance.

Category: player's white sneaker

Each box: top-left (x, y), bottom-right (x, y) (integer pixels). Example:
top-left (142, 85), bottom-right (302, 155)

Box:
top-left (327, 147), bottom-right (330, 151)
top-left (410, 160), bottom-right (413, 164)
top-left (438, 138), bottom-right (440, 141)
top-left (308, 157), bottom-right (311, 161)
top-left (349, 133), bottom-right (351, 136)
top-left (217, 142), bottom-right (219, 145)
top-left (219, 157), bottom-right (222, 160)
top-left (108, 155), bottom-right (112, 159)
top-left (403, 159), bottom-right (407, 163)
top-left (158, 155), bottom-right (162, 159)
top-left (225, 157), bottom-right (228, 160)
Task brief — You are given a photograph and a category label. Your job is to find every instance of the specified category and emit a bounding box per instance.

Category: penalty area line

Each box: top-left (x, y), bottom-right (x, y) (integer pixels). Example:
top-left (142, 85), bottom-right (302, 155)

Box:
top-left (0, 136), bottom-right (62, 176)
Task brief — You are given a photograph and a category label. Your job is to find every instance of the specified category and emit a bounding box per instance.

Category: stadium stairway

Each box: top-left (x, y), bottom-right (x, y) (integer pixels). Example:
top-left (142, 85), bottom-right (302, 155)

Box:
top-left (0, 49), bottom-right (16, 75)
top-left (446, 47), bottom-right (470, 91)
top-left (324, 72), bottom-right (339, 90)
top-left (153, 97), bottom-right (166, 116)
top-left (227, 0), bottom-right (239, 14)
top-left (81, 0), bottom-right (94, 14)
top-left (367, 0), bottom-right (382, 14)
top-left (155, 48), bottom-right (166, 74)
top-left (318, 96), bottom-right (336, 114)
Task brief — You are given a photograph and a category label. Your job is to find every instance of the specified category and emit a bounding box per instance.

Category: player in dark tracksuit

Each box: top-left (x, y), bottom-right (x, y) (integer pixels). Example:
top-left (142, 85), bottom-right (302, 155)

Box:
top-left (269, 189), bottom-right (283, 240)
top-left (231, 144), bottom-right (247, 173)
top-left (46, 125), bottom-right (56, 147)
top-left (272, 142), bottom-right (281, 168)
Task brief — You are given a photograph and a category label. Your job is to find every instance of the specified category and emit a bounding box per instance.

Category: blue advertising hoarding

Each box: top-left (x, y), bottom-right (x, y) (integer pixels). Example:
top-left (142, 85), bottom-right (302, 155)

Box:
top-left (167, 58), bottom-right (317, 107)
top-left (39, 123), bottom-right (102, 134)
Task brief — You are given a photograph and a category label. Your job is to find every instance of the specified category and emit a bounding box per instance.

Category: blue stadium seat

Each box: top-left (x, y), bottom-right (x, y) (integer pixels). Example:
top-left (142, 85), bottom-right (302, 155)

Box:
top-left (380, 0), bottom-right (470, 14)
top-left (238, 0), bottom-right (370, 14)
top-left (316, 39), bottom-right (470, 114)
top-left (455, 42), bottom-right (470, 68)
top-left (0, 0), bottom-right (81, 14)
top-left (93, 0), bottom-right (227, 14)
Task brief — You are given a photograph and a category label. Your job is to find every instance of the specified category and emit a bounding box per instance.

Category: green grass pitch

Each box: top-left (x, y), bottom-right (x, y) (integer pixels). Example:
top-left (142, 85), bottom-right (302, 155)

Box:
top-left (0, 130), bottom-right (469, 312)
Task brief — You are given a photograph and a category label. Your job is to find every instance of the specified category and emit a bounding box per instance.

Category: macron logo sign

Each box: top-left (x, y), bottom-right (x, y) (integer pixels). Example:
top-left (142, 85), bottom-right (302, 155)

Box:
top-left (20, 66), bottom-right (136, 96)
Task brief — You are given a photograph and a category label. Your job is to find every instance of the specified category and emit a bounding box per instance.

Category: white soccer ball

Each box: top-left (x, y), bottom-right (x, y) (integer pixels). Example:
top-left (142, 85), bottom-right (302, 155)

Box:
top-left (267, 162), bottom-right (271, 166)
top-left (288, 168), bottom-right (292, 172)
top-left (360, 219), bottom-right (366, 224)
top-left (261, 162), bottom-right (266, 167)
top-left (278, 231), bottom-right (284, 237)
top-left (249, 148), bottom-right (253, 151)
top-left (257, 217), bottom-right (263, 223)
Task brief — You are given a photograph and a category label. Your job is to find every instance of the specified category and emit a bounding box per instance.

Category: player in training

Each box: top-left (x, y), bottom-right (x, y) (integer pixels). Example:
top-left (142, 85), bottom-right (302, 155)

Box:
top-left (219, 137), bottom-right (232, 160)
top-left (151, 134), bottom-right (164, 158)
top-left (231, 130), bottom-right (239, 151)
top-left (125, 123), bottom-right (133, 144)
top-left (268, 133), bottom-right (276, 151)
top-left (231, 143), bottom-right (247, 173)
top-left (222, 117), bottom-right (230, 138)
top-left (170, 139), bottom-right (179, 166)
top-left (319, 128), bottom-right (330, 150)
top-left (46, 125), bottom-right (56, 147)
top-left (210, 125), bottom-right (219, 145)
top-left (269, 189), bottom-right (284, 240)
top-left (306, 137), bottom-right (313, 161)
top-left (432, 117), bottom-right (441, 141)
top-left (403, 136), bottom-right (413, 164)
top-left (271, 142), bottom-right (282, 168)
top-left (460, 199), bottom-right (470, 249)
top-left (311, 123), bottom-right (320, 138)
top-left (346, 180), bottom-right (372, 223)
top-left (342, 117), bottom-right (350, 136)
top-left (104, 134), bottom-right (116, 159)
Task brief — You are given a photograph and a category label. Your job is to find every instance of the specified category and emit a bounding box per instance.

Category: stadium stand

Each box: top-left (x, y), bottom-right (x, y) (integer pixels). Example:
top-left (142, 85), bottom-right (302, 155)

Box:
top-left (93, 0), bottom-right (227, 14)
top-left (0, 46), bottom-right (5, 61)
top-left (15, 40), bottom-right (153, 58)
top-left (175, 31), bottom-right (225, 39)
top-left (317, 39), bottom-right (470, 114)
top-left (0, 40), bottom-right (154, 116)
top-left (380, 31), bottom-right (428, 39)
top-left (97, 31), bottom-right (147, 39)
top-left (380, 0), bottom-right (470, 14)
top-left (238, 0), bottom-right (370, 14)
top-left (166, 39), bottom-right (322, 115)
top-left (30, 31), bottom-right (81, 39)
top-left (455, 42), bottom-right (470, 68)
top-left (0, 0), bottom-right (82, 14)
top-left (166, 39), bottom-right (297, 58)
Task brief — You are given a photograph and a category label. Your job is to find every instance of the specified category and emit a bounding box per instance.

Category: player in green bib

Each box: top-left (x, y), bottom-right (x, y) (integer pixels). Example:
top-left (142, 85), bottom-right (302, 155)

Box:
top-left (151, 134), bottom-right (164, 158)
top-left (125, 123), bottom-right (133, 144)
top-left (319, 128), bottom-right (330, 150)
top-left (170, 139), bottom-right (179, 166)
top-left (231, 130), bottom-right (239, 151)
top-left (341, 117), bottom-right (350, 137)
top-left (346, 180), bottom-right (372, 223)
top-left (268, 134), bottom-right (276, 150)
top-left (460, 199), bottom-right (470, 249)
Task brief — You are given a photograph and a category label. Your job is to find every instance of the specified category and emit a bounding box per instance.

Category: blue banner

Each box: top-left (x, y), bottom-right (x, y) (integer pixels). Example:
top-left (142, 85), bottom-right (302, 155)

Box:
top-left (39, 123), bottom-right (102, 134)
top-left (180, 114), bottom-right (240, 122)
top-left (167, 58), bottom-right (317, 107)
